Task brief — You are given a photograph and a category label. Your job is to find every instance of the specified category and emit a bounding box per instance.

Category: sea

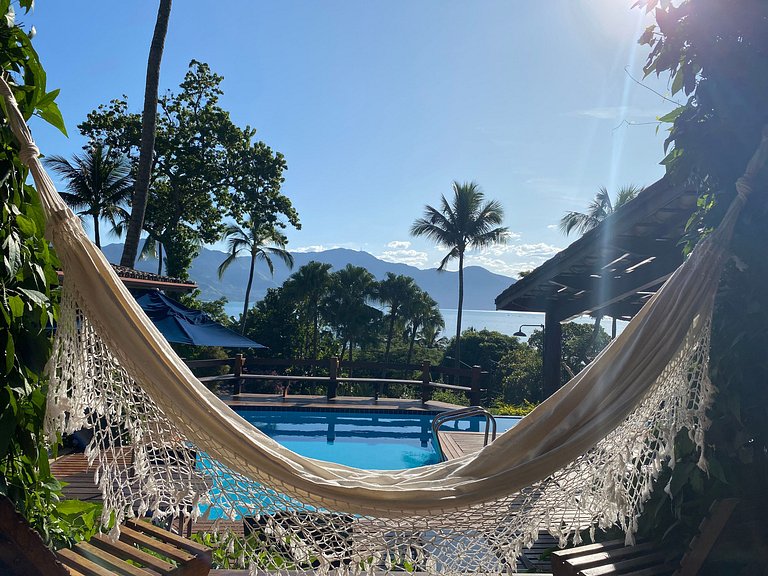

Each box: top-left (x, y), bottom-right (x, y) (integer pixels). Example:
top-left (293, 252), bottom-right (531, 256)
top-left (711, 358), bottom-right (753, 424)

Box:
top-left (221, 302), bottom-right (626, 339)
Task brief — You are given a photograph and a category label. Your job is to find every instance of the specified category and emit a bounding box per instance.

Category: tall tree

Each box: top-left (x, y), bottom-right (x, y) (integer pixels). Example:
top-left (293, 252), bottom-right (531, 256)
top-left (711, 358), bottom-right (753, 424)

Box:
top-left (217, 221), bottom-right (294, 334)
top-left (120, 0), bottom-right (172, 268)
top-left (323, 265), bottom-right (381, 362)
top-left (44, 144), bottom-right (133, 248)
top-left (284, 261), bottom-right (332, 360)
top-left (411, 181), bottom-right (507, 368)
top-left (558, 185), bottom-right (643, 236)
top-left (81, 62), bottom-right (298, 279)
top-left (403, 290), bottom-right (443, 366)
top-left (378, 273), bottom-right (418, 363)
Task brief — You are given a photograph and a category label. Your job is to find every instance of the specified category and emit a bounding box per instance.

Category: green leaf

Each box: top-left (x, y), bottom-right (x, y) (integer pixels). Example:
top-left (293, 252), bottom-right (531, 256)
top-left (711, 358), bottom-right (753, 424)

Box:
top-left (55, 499), bottom-right (98, 515)
top-left (35, 88), bottom-right (59, 109)
top-left (17, 287), bottom-right (47, 307)
top-left (14, 213), bottom-right (36, 236)
top-left (3, 233), bottom-right (21, 276)
top-left (37, 101), bottom-right (67, 136)
top-left (8, 294), bottom-right (23, 317)
top-left (671, 68), bottom-right (684, 95)
top-left (669, 461), bottom-right (695, 496)
top-left (657, 105), bottom-right (686, 124)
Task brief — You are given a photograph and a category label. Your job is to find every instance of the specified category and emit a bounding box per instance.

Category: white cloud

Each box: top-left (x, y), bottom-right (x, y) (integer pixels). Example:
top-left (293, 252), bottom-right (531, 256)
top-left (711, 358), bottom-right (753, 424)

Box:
top-left (291, 244), bottom-right (339, 253)
top-left (377, 249), bottom-right (429, 268)
top-left (547, 224), bottom-right (558, 230)
top-left (477, 242), bottom-right (562, 258)
top-left (387, 240), bottom-right (411, 249)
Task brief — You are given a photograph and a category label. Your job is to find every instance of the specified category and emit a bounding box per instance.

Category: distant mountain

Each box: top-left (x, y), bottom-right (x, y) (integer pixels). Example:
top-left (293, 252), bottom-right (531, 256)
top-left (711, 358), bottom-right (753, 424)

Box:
top-left (101, 244), bottom-right (515, 310)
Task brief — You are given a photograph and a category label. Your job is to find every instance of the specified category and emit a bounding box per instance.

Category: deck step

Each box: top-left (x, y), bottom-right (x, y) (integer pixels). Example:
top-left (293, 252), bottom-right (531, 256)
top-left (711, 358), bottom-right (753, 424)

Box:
top-left (57, 519), bottom-right (211, 576)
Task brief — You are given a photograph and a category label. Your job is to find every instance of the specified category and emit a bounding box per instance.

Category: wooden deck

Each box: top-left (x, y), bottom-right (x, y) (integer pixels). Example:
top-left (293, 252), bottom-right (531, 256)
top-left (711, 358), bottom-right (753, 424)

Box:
top-left (437, 430), bottom-right (489, 460)
top-left (51, 447), bottom-right (557, 573)
top-left (228, 393), bottom-right (463, 412)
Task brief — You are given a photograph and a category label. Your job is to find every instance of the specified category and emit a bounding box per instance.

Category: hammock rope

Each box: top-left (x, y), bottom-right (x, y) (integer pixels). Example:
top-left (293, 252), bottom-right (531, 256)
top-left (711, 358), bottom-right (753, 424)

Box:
top-left (4, 71), bottom-right (766, 574)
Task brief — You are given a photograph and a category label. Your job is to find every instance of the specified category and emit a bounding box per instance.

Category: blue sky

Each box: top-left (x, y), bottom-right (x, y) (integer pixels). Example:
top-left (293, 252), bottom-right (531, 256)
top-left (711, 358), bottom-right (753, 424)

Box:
top-left (25, 1), bottom-right (676, 278)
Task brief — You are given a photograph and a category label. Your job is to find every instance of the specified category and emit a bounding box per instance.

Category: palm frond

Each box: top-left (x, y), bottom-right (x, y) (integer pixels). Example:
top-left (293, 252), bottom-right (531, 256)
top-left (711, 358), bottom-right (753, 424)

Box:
top-left (217, 251), bottom-right (239, 278)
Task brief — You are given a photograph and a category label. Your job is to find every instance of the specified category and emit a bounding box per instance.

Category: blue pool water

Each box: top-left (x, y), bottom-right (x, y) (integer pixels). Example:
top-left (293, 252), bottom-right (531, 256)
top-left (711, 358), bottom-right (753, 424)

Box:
top-left (199, 409), bottom-right (521, 518)
top-left (234, 409), bottom-right (520, 470)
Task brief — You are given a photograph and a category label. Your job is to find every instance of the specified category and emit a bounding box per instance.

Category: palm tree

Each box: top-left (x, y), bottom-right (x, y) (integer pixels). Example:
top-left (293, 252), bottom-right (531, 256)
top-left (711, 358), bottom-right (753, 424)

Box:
top-left (411, 181), bottom-right (507, 368)
top-left (559, 185), bottom-right (644, 236)
top-left (218, 221), bottom-right (294, 333)
top-left (403, 290), bottom-right (444, 366)
top-left (378, 273), bottom-right (419, 364)
top-left (559, 185), bottom-right (644, 342)
top-left (121, 0), bottom-right (173, 268)
top-left (284, 261), bottom-right (332, 360)
top-left (44, 144), bottom-right (133, 248)
top-left (323, 265), bottom-right (380, 363)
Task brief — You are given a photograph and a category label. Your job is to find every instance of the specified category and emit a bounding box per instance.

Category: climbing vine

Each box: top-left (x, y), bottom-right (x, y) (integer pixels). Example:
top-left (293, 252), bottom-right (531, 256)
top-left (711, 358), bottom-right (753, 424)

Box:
top-left (634, 0), bottom-right (768, 569)
top-left (0, 0), bottom-right (100, 547)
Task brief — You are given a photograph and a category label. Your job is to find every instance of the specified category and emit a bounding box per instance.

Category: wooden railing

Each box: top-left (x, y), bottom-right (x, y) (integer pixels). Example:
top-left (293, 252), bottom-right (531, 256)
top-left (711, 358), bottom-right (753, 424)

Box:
top-left (185, 356), bottom-right (488, 405)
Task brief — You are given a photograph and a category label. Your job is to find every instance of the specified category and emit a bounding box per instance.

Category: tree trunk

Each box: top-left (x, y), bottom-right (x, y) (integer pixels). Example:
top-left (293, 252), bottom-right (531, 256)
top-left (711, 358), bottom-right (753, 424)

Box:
top-left (312, 304), bottom-right (319, 361)
top-left (406, 322), bottom-right (419, 366)
top-left (384, 306), bottom-right (397, 363)
top-left (156, 242), bottom-right (163, 275)
top-left (120, 0), bottom-right (173, 268)
top-left (93, 214), bottom-right (101, 248)
top-left (240, 253), bottom-right (256, 334)
top-left (455, 250), bottom-right (464, 369)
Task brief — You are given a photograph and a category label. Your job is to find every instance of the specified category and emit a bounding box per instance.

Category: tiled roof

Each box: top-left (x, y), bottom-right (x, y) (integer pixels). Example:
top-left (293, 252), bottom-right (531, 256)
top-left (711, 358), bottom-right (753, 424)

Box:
top-left (111, 264), bottom-right (197, 292)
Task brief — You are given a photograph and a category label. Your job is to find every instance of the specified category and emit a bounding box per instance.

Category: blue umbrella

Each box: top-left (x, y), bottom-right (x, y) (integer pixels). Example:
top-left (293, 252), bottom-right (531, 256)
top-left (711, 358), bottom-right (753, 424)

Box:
top-left (135, 291), bottom-right (266, 349)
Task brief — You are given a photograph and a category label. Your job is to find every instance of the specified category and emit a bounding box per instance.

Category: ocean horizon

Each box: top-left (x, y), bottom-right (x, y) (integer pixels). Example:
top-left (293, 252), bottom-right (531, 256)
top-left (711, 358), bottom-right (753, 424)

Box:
top-left (221, 302), bottom-right (626, 340)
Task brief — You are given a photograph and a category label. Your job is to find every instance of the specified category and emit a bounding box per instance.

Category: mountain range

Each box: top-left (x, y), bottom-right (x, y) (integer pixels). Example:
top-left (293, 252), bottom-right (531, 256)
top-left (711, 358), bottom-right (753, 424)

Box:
top-left (101, 244), bottom-right (515, 311)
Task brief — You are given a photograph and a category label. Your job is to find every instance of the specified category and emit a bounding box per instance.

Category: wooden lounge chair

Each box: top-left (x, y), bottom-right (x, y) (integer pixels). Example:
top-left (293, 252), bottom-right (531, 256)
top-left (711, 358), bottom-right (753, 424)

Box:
top-left (551, 498), bottom-right (739, 576)
top-left (0, 494), bottom-right (212, 576)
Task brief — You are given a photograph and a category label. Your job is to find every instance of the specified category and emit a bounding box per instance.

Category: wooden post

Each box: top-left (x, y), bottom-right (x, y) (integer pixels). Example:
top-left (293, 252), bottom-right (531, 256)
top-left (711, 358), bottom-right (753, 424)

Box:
top-left (542, 313), bottom-right (562, 400)
top-left (470, 365), bottom-right (482, 406)
top-left (421, 361), bottom-right (431, 404)
top-left (328, 356), bottom-right (338, 400)
top-left (233, 354), bottom-right (244, 396)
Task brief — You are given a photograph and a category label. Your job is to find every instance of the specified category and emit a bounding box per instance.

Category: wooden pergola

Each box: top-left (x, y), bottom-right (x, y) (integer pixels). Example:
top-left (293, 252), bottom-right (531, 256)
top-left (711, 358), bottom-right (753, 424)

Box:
top-left (495, 176), bottom-right (699, 398)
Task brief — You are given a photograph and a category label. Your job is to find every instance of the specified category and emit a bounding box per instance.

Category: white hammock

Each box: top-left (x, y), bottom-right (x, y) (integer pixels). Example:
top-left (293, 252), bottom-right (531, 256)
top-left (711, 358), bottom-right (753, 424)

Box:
top-left (4, 73), bottom-right (764, 574)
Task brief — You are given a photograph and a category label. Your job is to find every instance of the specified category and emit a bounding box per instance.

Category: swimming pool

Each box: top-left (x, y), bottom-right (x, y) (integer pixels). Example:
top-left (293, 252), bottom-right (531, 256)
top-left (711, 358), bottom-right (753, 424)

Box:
top-left (234, 409), bottom-right (521, 469)
top-left (198, 409), bottom-right (521, 519)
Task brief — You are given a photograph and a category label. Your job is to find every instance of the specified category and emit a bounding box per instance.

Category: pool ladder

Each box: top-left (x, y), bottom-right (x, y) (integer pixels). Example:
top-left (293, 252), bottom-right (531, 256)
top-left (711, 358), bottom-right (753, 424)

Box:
top-left (432, 406), bottom-right (497, 461)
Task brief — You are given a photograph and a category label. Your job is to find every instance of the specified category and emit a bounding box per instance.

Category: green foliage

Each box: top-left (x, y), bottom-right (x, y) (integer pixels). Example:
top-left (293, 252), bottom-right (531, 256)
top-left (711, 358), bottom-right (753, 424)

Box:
top-left (283, 261), bottom-right (333, 360)
top-left (0, 1), bottom-right (101, 546)
top-left (218, 221), bottom-right (294, 333)
top-left (559, 185), bottom-right (643, 236)
top-left (637, 0), bottom-right (768, 194)
top-left (411, 181), bottom-right (508, 367)
top-left (491, 401), bottom-right (538, 417)
top-left (246, 287), bottom-right (303, 359)
top-left (243, 262), bottom-right (447, 395)
top-left (632, 2), bottom-right (768, 567)
top-left (79, 61), bottom-right (299, 279)
top-left (323, 265), bottom-right (382, 362)
top-left (528, 322), bottom-right (610, 385)
top-left (43, 143), bottom-right (133, 248)
top-left (496, 344), bottom-right (542, 404)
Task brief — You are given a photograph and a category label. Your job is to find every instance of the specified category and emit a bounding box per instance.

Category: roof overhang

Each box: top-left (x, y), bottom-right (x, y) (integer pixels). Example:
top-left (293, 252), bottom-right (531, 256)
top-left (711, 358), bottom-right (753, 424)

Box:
top-left (495, 176), bottom-right (699, 321)
top-left (57, 265), bottom-right (197, 294)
